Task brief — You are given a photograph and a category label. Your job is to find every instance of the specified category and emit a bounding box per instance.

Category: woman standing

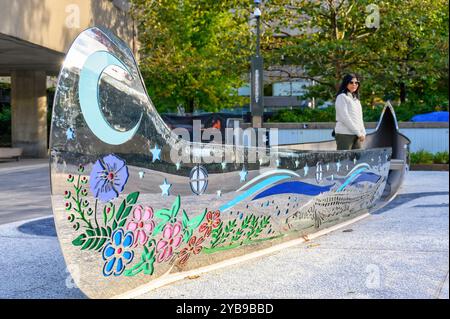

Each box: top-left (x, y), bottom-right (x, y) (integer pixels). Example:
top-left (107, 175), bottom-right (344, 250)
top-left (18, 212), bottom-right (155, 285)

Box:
top-left (334, 74), bottom-right (366, 150)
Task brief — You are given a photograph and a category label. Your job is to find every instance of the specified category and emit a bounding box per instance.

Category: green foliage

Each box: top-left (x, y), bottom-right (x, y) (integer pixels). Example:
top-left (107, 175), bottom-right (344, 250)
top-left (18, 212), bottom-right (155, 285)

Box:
top-left (125, 240), bottom-right (157, 277)
top-left (0, 105), bottom-right (11, 145)
top-left (267, 107), bottom-right (335, 123)
top-left (67, 168), bottom-right (141, 252)
top-left (410, 150), bottom-right (450, 165)
top-left (432, 151), bottom-right (449, 164)
top-left (131, 0), bottom-right (252, 113)
top-left (72, 226), bottom-right (112, 251)
top-left (263, 0), bottom-right (448, 109)
top-left (210, 219), bottom-right (237, 248)
top-left (208, 213), bottom-right (272, 250)
top-left (112, 192), bottom-right (140, 230)
top-left (182, 208), bottom-right (207, 243)
top-left (153, 195), bottom-right (182, 235)
top-left (410, 150), bottom-right (435, 164)
top-left (267, 94), bottom-right (448, 123)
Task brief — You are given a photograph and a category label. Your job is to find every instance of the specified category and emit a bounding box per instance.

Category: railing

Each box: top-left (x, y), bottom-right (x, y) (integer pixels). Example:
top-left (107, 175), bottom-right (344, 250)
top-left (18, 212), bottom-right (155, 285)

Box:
top-left (241, 122), bottom-right (449, 153)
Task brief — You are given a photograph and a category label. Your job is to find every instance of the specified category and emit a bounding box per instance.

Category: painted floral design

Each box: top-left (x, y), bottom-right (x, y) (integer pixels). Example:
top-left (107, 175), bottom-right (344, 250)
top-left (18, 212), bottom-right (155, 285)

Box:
top-left (156, 221), bottom-right (183, 263)
top-left (127, 205), bottom-right (155, 246)
top-left (102, 229), bottom-right (135, 276)
top-left (66, 159), bottom-right (274, 278)
top-left (199, 210), bottom-right (221, 237)
top-left (177, 236), bottom-right (204, 266)
top-left (90, 154), bottom-right (129, 202)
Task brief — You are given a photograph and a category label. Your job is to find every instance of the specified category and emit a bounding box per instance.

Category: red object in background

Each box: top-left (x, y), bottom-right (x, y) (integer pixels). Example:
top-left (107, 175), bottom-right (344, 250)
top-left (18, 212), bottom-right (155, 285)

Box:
top-left (212, 120), bottom-right (221, 130)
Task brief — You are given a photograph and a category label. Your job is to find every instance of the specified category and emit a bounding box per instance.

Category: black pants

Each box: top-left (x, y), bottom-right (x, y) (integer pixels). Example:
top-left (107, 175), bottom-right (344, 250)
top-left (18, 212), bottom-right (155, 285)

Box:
top-left (335, 133), bottom-right (362, 150)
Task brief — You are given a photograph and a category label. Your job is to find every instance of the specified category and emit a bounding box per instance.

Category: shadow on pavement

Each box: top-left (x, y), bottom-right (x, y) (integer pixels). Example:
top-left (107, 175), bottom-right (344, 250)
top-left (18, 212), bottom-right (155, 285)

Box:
top-left (18, 217), bottom-right (57, 237)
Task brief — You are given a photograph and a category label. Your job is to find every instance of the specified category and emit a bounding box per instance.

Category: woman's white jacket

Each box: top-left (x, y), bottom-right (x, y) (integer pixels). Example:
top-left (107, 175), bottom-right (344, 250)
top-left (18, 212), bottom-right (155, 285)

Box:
top-left (334, 92), bottom-right (366, 137)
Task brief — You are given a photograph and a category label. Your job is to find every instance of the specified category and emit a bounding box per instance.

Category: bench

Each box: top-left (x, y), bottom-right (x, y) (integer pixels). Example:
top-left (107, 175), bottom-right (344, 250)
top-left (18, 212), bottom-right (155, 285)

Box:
top-left (0, 147), bottom-right (23, 161)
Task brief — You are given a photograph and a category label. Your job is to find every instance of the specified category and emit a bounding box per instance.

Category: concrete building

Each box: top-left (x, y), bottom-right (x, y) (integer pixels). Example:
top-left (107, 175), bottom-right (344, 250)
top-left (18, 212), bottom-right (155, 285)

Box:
top-left (0, 0), bottom-right (136, 158)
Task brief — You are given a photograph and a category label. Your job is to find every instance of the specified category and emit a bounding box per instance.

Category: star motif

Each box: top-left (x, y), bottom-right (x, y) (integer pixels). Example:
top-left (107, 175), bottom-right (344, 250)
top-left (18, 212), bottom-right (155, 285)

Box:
top-left (239, 167), bottom-right (248, 182)
top-left (303, 164), bottom-right (309, 176)
top-left (221, 162), bottom-right (227, 170)
top-left (176, 161), bottom-right (181, 170)
top-left (66, 127), bottom-right (75, 140)
top-left (150, 145), bottom-right (161, 162)
top-left (138, 171), bottom-right (145, 179)
top-left (159, 178), bottom-right (171, 196)
top-left (336, 161), bottom-right (341, 172)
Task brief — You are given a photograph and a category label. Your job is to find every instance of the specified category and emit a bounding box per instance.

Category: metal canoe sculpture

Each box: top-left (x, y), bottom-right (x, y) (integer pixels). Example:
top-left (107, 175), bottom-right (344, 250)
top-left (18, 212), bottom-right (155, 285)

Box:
top-left (49, 27), bottom-right (410, 298)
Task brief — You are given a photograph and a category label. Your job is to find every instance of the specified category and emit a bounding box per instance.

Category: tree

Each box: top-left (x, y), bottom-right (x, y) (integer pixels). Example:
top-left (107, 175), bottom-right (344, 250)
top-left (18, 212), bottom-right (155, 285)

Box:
top-left (262, 0), bottom-right (448, 108)
top-left (131, 0), bottom-right (253, 113)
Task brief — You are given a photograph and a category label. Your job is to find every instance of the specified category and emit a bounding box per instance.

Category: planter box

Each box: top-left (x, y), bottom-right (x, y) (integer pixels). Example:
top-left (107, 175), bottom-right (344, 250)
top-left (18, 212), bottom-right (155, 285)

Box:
top-left (0, 147), bottom-right (22, 161)
top-left (410, 164), bottom-right (449, 171)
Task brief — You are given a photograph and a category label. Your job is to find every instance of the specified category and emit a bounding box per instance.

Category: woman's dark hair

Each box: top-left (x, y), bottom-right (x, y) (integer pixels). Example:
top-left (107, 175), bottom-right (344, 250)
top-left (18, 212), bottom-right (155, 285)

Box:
top-left (336, 73), bottom-right (360, 99)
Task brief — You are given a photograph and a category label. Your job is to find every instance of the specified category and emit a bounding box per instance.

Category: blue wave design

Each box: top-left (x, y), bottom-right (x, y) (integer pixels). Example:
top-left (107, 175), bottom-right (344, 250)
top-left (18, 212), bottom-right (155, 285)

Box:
top-left (337, 168), bottom-right (382, 192)
top-left (349, 172), bottom-right (381, 185)
top-left (336, 167), bottom-right (368, 192)
top-left (252, 181), bottom-right (334, 200)
top-left (219, 175), bottom-right (292, 212)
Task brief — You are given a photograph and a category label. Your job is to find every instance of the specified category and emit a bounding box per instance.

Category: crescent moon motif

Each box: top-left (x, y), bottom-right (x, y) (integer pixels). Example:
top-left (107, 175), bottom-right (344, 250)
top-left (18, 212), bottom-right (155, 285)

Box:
top-left (78, 51), bottom-right (142, 145)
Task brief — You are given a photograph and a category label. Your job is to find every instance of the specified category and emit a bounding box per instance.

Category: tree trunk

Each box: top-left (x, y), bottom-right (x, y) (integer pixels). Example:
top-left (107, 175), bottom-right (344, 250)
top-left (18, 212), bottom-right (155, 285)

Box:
top-left (400, 82), bottom-right (406, 104)
top-left (186, 98), bottom-right (195, 114)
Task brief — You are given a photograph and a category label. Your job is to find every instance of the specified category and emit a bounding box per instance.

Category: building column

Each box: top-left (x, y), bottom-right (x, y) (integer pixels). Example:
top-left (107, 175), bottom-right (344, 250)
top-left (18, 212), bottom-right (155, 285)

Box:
top-left (11, 71), bottom-right (48, 158)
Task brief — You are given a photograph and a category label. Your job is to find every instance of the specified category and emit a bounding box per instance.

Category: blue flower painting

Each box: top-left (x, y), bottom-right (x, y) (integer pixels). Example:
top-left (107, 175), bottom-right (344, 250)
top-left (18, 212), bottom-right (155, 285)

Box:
top-left (89, 154), bottom-right (129, 202)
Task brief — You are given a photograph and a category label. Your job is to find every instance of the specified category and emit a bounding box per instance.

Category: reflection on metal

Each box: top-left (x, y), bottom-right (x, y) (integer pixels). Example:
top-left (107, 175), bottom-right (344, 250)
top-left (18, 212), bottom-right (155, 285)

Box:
top-left (315, 163), bottom-right (323, 183)
top-left (287, 178), bottom-right (385, 228)
top-left (49, 27), bottom-right (410, 298)
top-left (78, 50), bottom-right (142, 145)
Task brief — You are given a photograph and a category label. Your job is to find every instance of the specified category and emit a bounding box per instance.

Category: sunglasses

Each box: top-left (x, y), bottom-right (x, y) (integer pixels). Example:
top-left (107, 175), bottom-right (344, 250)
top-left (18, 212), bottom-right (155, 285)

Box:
top-left (349, 81), bottom-right (360, 85)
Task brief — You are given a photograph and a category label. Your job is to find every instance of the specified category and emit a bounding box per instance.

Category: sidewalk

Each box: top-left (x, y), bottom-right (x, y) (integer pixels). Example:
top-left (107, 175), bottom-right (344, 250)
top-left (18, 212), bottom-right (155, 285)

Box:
top-left (0, 160), bottom-right (448, 298)
top-left (0, 159), bottom-right (51, 225)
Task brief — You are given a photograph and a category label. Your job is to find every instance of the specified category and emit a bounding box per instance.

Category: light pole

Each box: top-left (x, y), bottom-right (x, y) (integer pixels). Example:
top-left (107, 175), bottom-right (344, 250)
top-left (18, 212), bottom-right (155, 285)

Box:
top-left (250, 0), bottom-right (264, 128)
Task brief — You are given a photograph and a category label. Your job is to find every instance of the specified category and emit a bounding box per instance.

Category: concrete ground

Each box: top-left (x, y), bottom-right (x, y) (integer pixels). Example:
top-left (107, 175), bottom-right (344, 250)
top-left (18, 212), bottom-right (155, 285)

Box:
top-left (0, 159), bottom-right (448, 299)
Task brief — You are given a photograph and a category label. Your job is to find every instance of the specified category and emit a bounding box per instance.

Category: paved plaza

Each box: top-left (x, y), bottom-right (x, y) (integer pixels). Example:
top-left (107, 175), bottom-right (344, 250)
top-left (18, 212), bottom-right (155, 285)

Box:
top-left (0, 160), bottom-right (448, 299)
